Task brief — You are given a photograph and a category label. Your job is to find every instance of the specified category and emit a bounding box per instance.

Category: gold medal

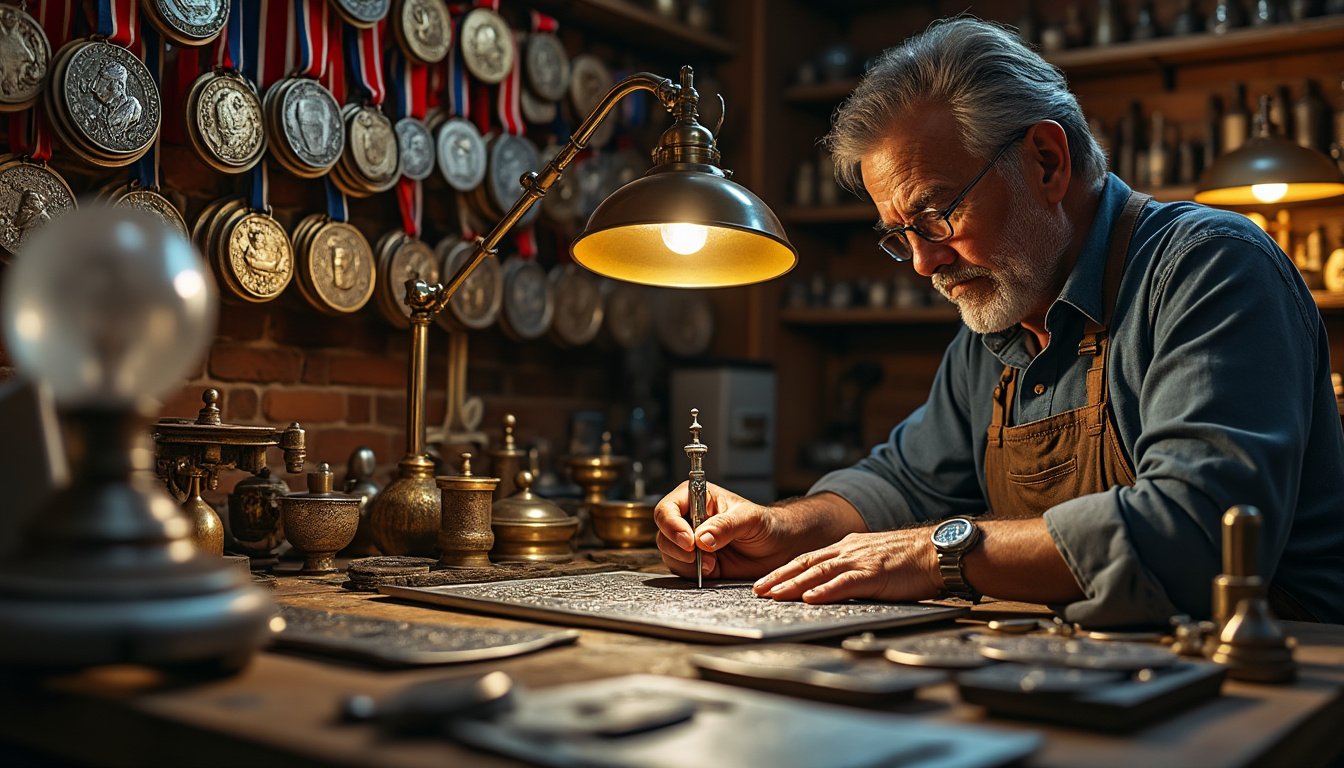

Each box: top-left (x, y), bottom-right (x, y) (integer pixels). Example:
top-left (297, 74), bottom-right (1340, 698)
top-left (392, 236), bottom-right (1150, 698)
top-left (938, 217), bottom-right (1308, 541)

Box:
top-left (224, 208), bottom-right (294, 303)
top-left (374, 230), bottom-right (438, 328)
top-left (293, 214), bottom-right (376, 315)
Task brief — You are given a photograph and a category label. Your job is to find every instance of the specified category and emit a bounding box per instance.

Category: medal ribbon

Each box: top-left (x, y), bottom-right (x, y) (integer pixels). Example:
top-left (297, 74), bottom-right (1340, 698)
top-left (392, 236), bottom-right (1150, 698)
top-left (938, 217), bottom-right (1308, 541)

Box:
top-left (497, 31), bottom-right (523, 136)
top-left (294, 0), bottom-right (330, 80)
top-left (388, 45), bottom-right (427, 121)
top-left (20, 0), bottom-right (73, 162)
top-left (214, 0), bottom-right (245, 70)
top-left (426, 52), bottom-right (443, 112)
top-left (325, 177), bottom-right (349, 223)
top-left (345, 19), bottom-right (385, 105)
top-left (133, 23), bottom-right (163, 189)
top-left (446, 9), bottom-right (469, 119)
top-left (530, 11), bottom-right (558, 34)
top-left (248, 159), bottom-right (270, 212)
top-left (96, 0), bottom-right (137, 48)
top-left (258, 0), bottom-right (294, 89)
top-left (397, 178), bottom-right (423, 239)
top-left (323, 10), bottom-right (344, 97)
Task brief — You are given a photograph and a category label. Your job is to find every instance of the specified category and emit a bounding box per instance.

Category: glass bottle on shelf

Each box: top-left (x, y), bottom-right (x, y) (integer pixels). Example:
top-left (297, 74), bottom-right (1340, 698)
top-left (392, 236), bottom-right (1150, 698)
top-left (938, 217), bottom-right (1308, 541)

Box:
top-left (1250, 0), bottom-right (1283, 25)
top-left (1268, 84), bottom-right (1294, 138)
top-left (1294, 78), bottom-right (1327, 152)
top-left (1094, 0), bottom-right (1124, 46)
top-left (1223, 82), bottom-right (1250, 154)
top-left (1209, 0), bottom-right (1246, 33)
top-left (1172, 0), bottom-right (1206, 35)
top-left (1132, 0), bottom-right (1160, 40)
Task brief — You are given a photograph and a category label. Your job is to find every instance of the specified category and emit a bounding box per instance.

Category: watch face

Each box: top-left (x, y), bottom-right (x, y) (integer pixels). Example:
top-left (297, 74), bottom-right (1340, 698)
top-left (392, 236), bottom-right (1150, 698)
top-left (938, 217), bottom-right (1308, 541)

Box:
top-left (933, 519), bottom-right (973, 547)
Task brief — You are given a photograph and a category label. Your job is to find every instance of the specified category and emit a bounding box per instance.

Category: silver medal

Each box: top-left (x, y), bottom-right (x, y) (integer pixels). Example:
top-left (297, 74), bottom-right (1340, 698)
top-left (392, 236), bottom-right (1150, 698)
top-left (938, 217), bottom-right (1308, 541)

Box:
top-left (438, 237), bottom-right (502, 330)
top-left (486, 133), bottom-right (541, 222)
top-left (0, 162), bottom-right (76, 261)
top-left (459, 7), bottom-right (514, 85)
top-left (500, 257), bottom-right (553, 340)
top-left (0, 5), bottom-right (50, 109)
top-left (523, 32), bottom-right (569, 102)
top-left (332, 0), bottom-right (390, 28)
top-left (394, 117), bottom-right (435, 181)
top-left (281, 78), bottom-right (344, 171)
top-left (149, 0), bottom-right (229, 44)
top-left (435, 117), bottom-right (486, 192)
top-left (194, 72), bottom-right (264, 168)
top-left (62, 41), bottom-right (161, 156)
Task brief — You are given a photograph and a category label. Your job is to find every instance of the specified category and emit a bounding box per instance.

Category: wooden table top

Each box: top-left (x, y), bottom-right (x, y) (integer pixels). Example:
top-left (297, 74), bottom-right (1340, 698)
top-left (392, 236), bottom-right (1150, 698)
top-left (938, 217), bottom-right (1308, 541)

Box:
top-left (3, 569), bottom-right (1343, 768)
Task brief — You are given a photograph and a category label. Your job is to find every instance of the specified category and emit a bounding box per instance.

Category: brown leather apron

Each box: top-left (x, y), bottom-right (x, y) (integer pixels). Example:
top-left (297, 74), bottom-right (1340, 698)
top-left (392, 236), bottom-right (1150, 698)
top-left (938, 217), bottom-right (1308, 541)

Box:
top-left (984, 191), bottom-right (1147, 518)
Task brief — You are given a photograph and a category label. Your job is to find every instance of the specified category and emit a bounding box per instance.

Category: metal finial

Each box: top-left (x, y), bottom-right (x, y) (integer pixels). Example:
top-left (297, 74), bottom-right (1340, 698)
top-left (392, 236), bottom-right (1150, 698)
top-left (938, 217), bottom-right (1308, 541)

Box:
top-left (460, 452), bottom-right (473, 475)
top-left (689, 408), bottom-right (702, 444)
top-left (197, 388), bottom-right (222, 425)
top-left (503, 414), bottom-right (516, 449)
top-left (600, 431), bottom-right (613, 456)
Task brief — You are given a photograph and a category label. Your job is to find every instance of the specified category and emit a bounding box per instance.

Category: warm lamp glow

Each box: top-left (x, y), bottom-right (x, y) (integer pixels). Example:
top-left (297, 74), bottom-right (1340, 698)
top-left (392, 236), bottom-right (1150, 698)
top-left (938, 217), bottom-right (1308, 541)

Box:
top-left (1250, 183), bottom-right (1288, 204)
top-left (660, 223), bottom-right (709, 255)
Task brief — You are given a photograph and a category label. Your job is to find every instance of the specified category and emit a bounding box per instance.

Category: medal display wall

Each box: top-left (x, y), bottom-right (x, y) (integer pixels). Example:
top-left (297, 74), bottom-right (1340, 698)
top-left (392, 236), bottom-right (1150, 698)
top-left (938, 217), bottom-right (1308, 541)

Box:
top-left (1, 0), bottom-right (742, 503)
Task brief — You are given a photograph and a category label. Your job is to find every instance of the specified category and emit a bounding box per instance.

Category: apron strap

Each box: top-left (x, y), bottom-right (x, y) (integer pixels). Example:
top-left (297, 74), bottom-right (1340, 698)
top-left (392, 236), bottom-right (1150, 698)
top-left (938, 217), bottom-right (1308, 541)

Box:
top-left (1080, 191), bottom-right (1151, 421)
top-left (988, 366), bottom-right (1015, 447)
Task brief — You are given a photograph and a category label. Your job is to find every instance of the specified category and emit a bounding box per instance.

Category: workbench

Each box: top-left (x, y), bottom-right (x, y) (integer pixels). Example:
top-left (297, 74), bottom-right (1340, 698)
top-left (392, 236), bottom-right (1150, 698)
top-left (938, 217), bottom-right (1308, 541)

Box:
top-left (3, 567), bottom-right (1343, 768)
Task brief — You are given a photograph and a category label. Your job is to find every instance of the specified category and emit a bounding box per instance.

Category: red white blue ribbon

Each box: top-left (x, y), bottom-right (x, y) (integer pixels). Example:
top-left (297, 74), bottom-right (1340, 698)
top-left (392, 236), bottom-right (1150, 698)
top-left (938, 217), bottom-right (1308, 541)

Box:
top-left (344, 18), bottom-right (385, 104)
top-left (96, 0), bottom-right (137, 48)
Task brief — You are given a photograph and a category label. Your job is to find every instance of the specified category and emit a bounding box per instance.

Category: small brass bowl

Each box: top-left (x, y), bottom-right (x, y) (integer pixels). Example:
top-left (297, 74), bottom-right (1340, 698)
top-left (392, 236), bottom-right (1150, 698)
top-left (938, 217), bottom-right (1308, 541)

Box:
top-left (591, 500), bottom-right (657, 548)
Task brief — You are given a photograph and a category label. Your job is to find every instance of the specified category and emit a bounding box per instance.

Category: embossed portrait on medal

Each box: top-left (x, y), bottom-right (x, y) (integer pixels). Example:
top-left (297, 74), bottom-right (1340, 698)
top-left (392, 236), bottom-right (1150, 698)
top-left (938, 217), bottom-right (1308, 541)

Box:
top-left (163, 0), bottom-right (218, 25)
top-left (330, 237), bottom-right (356, 290)
top-left (88, 61), bottom-right (143, 139)
top-left (411, 2), bottom-right (447, 48)
top-left (469, 22), bottom-right (505, 73)
top-left (0, 7), bottom-right (47, 103)
top-left (242, 225), bottom-right (284, 275)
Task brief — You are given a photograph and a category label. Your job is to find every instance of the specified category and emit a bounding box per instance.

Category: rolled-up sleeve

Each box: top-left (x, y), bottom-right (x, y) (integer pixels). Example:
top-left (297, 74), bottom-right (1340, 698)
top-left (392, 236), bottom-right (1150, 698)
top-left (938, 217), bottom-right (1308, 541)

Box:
top-left (1045, 224), bottom-right (1320, 627)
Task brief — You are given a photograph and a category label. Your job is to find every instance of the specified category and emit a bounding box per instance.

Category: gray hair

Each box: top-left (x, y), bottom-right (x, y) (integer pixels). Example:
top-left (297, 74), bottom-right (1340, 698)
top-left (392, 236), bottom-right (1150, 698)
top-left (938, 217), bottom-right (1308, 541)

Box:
top-left (825, 17), bottom-right (1106, 194)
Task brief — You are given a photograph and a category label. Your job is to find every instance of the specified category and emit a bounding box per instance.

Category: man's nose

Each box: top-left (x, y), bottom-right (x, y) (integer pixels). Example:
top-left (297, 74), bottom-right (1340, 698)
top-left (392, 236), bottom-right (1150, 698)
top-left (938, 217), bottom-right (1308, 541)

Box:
top-left (909, 238), bottom-right (956, 278)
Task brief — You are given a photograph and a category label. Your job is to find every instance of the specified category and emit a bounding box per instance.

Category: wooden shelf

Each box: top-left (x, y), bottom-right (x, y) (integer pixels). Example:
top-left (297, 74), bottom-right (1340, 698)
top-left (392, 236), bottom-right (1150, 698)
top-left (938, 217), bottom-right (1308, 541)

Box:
top-left (1044, 16), bottom-right (1344, 78)
top-left (780, 306), bottom-right (960, 325)
top-left (529, 0), bottom-right (736, 59)
top-left (780, 202), bottom-right (873, 223)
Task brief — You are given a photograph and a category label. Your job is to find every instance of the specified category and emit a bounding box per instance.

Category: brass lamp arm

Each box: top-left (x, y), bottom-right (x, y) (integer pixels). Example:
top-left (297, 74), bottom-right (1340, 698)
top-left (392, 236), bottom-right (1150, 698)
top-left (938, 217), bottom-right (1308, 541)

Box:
top-left (402, 70), bottom-right (688, 320)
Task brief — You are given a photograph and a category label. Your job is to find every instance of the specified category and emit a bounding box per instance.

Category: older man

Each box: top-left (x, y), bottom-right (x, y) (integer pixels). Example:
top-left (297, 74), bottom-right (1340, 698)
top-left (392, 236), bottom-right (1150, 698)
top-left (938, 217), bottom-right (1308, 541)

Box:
top-left (655, 17), bottom-right (1344, 627)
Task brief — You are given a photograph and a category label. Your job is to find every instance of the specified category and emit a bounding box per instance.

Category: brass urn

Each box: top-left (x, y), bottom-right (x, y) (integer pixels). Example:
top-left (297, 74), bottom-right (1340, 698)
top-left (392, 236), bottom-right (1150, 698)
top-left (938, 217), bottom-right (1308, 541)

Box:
top-left (277, 463), bottom-right (361, 573)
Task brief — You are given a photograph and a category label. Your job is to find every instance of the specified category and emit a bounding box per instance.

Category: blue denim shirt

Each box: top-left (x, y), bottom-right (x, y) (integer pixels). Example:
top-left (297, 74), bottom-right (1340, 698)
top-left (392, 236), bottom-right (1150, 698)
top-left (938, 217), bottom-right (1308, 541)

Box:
top-left (812, 174), bottom-right (1344, 627)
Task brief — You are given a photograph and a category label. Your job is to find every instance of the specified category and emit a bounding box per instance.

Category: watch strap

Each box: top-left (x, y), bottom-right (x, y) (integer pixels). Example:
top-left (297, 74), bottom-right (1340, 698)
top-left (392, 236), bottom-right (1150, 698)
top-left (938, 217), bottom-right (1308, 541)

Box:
top-left (936, 551), bottom-right (980, 603)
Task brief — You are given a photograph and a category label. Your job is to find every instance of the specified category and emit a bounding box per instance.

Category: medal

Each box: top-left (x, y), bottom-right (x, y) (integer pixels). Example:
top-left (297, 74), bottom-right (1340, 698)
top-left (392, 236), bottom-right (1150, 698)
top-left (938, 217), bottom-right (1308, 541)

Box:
top-left (0, 158), bottom-right (76, 262)
top-left (331, 0), bottom-right (390, 29)
top-left (602, 282), bottom-right (653, 348)
top-left (499, 256), bottom-right (553, 341)
top-left (523, 27), bottom-right (568, 102)
top-left (394, 117), bottom-right (435, 180)
top-left (142, 0), bottom-right (228, 46)
top-left (265, 0), bottom-right (344, 178)
top-left (520, 88), bottom-right (556, 126)
top-left (435, 236), bottom-right (501, 331)
top-left (548, 264), bottom-right (604, 347)
top-left (186, 70), bottom-right (265, 172)
top-left (655, 289), bottom-right (715, 356)
top-left (374, 229), bottom-right (439, 328)
top-left (331, 20), bottom-right (399, 196)
top-left (52, 39), bottom-right (161, 165)
top-left (435, 116), bottom-right (486, 191)
top-left (483, 132), bottom-right (541, 221)
top-left (386, 33), bottom-right (434, 182)
top-left (293, 212), bottom-right (376, 315)
top-left (0, 4), bottom-right (51, 112)
top-left (393, 0), bottom-right (451, 64)
top-left (568, 54), bottom-right (613, 147)
top-left (107, 184), bottom-right (188, 238)
top-left (226, 209), bottom-right (294, 302)
top-left (458, 5), bottom-right (513, 85)
top-left (539, 142), bottom-right (581, 225)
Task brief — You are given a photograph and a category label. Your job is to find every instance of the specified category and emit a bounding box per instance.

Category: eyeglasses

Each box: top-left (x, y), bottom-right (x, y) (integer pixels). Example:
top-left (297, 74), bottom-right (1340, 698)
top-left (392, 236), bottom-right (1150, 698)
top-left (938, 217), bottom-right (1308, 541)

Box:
top-left (874, 131), bottom-right (1027, 262)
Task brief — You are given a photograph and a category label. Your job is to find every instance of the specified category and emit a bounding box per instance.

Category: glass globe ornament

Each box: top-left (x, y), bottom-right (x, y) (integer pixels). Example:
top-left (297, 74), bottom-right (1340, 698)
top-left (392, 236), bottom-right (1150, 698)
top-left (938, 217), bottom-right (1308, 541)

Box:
top-left (1, 206), bottom-right (216, 411)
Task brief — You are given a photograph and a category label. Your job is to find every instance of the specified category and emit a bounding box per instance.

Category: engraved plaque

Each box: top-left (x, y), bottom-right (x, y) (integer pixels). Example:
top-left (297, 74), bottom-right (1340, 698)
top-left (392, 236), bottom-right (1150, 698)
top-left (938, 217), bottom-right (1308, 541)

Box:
top-left (0, 5), bottom-right (51, 108)
top-left (62, 41), bottom-right (161, 155)
top-left (274, 604), bottom-right (578, 666)
top-left (0, 162), bottom-right (76, 260)
top-left (381, 571), bottom-right (968, 643)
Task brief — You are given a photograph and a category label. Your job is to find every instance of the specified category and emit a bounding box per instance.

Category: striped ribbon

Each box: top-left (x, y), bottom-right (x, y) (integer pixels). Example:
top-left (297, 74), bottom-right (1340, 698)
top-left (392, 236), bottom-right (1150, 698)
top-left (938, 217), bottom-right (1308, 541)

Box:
top-left (96, 0), bottom-right (137, 47)
top-left (344, 18), bottom-right (385, 104)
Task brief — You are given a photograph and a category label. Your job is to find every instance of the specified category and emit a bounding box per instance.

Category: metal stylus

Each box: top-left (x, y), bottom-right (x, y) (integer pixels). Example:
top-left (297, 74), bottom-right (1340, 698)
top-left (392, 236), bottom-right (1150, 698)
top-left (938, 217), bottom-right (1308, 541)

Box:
top-left (684, 409), bottom-right (708, 589)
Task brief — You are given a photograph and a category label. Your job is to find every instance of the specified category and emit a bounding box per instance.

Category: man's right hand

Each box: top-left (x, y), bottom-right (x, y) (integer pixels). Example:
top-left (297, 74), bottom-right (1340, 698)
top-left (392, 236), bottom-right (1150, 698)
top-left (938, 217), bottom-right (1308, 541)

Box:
top-left (653, 483), bottom-right (867, 581)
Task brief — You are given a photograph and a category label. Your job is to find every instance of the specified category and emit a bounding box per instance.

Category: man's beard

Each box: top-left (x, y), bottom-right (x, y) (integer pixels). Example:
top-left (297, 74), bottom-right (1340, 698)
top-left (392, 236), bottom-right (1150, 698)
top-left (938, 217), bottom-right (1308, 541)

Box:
top-left (931, 169), bottom-right (1072, 334)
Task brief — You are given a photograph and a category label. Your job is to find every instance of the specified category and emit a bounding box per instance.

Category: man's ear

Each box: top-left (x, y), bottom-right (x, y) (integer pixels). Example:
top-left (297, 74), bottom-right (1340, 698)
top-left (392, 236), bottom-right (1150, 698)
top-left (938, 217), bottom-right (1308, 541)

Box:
top-left (1024, 120), bottom-right (1072, 205)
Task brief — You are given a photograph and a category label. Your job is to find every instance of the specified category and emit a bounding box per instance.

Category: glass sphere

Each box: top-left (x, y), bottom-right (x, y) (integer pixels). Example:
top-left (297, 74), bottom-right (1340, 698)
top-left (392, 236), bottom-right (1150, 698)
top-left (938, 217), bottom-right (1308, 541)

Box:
top-left (1, 206), bottom-right (217, 409)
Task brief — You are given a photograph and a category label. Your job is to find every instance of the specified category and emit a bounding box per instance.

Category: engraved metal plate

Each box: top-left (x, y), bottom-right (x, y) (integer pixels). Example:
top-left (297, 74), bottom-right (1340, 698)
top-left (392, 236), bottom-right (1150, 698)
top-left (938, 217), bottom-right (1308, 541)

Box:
top-left (380, 571), bottom-right (967, 643)
top-left (499, 257), bottom-right (553, 341)
top-left (332, 0), bottom-right (390, 28)
top-left (147, 0), bottom-right (228, 44)
top-left (438, 236), bottom-right (501, 330)
top-left (273, 604), bottom-right (578, 666)
top-left (459, 7), bottom-right (514, 84)
top-left (280, 78), bottom-right (343, 171)
top-left (548, 263), bottom-right (603, 346)
top-left (348, 105), bottom-right (398, 184)
top-left (191, 71), bottom-right (265, 169)
top-left (0, 5), bottom-right (50, 108)
top-left (523, 31), bottom-right (569, 102)
top-left (394, 117), bottom-right (435, 181)
top-left (62, 41), bottom-right (161, 155)
top-left (690, 645), bottom-right (946, 705)
top-left (977, 635), bottom-right (1179, 672)
top-left (396, 0), bottom-right (451, 64)
top-left (305, 220), bottom-right (375, 313)
top-left (445, 674), bottom-right (1043, 768)
top-left (435, 116), bottom-right (486, 191)
top-left (0, 161), bottom-right (76, 260)
top-left (655, 289), bottom-right (715, 357)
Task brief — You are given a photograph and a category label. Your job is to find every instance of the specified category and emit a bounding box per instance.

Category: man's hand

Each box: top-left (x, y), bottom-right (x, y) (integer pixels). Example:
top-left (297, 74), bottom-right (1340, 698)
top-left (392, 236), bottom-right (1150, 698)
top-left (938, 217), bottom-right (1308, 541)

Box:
top-left (653, 484), bottom-right (865, 581)
top-left (749, 529), bottom-right (943, 603)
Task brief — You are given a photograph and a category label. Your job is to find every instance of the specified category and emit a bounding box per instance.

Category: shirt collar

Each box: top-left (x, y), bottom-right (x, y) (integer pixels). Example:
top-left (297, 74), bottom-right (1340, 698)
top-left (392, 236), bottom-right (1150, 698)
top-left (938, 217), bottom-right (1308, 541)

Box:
top-left (979, 173), bottom-right (1131, 359)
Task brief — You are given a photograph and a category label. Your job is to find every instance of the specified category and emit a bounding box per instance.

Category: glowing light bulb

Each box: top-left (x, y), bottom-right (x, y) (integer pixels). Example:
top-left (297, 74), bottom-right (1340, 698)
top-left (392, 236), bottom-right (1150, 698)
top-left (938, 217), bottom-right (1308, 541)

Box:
top-left (660, 223), bottom-right (708, 255)
top-left (1251, 183), bottom-right (1288, 203)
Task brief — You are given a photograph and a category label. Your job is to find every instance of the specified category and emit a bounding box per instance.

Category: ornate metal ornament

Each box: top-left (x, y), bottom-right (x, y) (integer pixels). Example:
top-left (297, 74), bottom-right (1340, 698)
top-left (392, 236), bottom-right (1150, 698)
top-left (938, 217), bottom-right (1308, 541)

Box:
top-left (0, 157), bottom-right (76, 262)
top-left (548, 263), bottom-right (603, 347)
top-left (186, 70), bottom-right (266, 172)
top-left (394, 0), bottom-right (451, 64)
top-left (458, 6), bottom-right (513, 84)
top-left (523, 31), bottom-right (569, 102)
top-left (331, 0), bottom-right (390, 29)
top-left (143, 0), bottom-right (229, 46)
top-left (380, 571), bottom-right (968, 643)
top-left (499, 256), bottom-right (553, 341)
top-left (434, 116), bottom-right (486, 191)
top-left (292, 213), bottom-right (376, 315)
top-left (435, 235), bottom-right (501, 330)
top-left (0, 4), bottom-right (51, 111)
top-left (394, 116), bottom-right (435, 181)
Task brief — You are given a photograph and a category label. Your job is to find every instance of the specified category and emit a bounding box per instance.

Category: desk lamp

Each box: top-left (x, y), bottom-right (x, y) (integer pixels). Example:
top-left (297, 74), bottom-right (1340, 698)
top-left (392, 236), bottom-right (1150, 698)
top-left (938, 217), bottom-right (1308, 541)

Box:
top-left (1195, 96), bottom-right (1344, 207)
top-left (369, 66), bottom-right (797, 558)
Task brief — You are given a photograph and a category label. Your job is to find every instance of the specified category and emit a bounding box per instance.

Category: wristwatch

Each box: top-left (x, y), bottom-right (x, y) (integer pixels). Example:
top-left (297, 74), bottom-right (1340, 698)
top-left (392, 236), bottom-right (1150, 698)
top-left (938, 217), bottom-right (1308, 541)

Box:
top-left (931, 517), bottom-right (982, 603)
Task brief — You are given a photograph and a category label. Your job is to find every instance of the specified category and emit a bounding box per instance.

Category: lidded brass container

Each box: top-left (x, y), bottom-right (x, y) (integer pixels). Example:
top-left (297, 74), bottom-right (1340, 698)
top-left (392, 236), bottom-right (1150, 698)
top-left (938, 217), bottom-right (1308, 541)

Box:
top-left (277, 463), bottom-right (361, 574)
top-left (436, 453), bottom-right (500, 568)
top-left (488, 414), bottom-right (528, 500)
top-left (227, 467), bottom-right (291, 557)
top-left (567, 431), bottom-right (629, 507)
top-left (491, 471), bottom-right (579, 562)
top-left (591, 499), bottom-right (658, 548)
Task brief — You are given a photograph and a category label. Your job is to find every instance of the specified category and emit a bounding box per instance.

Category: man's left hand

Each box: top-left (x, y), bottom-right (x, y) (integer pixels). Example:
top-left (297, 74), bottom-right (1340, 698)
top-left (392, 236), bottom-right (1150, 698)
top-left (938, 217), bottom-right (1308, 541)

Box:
top-left (750, 528), bottom-right (944, 603)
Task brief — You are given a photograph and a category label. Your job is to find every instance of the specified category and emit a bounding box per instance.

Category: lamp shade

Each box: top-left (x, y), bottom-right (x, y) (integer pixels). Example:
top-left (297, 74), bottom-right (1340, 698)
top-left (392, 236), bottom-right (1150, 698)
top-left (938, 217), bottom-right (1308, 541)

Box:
top-left (1194, 135), bottom-right (1344, 206)
top-left (571, 166), bottom-right (798, 288)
